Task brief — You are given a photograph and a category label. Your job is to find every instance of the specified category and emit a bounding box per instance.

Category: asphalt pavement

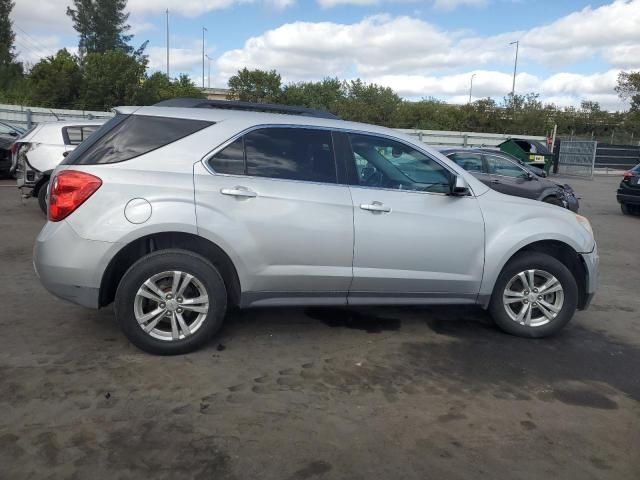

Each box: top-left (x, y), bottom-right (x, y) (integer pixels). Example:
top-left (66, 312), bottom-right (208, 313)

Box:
top-left (0, 176), bottom-right (638, 479)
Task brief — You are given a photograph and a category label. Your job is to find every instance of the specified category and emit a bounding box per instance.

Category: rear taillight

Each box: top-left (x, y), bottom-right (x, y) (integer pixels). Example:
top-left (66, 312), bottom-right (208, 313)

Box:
top-left (623, 171), bottom-right (633, 178)
top-left (48, 170), bottom-right (102, 222)
top-left (9, 143), bottom-right (17, 155)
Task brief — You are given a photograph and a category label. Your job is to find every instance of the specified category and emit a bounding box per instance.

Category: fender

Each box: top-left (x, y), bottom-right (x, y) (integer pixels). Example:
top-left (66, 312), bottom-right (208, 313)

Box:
top-left (477, 190), bottom-right (594, 299)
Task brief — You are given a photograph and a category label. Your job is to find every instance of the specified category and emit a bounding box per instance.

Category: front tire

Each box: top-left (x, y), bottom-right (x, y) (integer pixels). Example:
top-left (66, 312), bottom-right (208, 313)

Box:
top-left (114, 249), bottom-right (227, 355)
top-left (543, 196), bottom-right (564, 207)
top-left (489, 252), bottom-right (578, 338)
top-left (621, 203), bottom-right (631, 215)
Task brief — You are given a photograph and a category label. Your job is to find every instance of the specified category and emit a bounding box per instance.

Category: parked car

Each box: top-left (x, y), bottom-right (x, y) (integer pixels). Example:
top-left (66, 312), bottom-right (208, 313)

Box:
top-left (13, 120), bottom-right (105, 212)
top-left (0, 121), bottom-right (26, 177)
top-left (617, 163), bottom-right (640, 215)
top-left (34, 100), bottom-right (598, 355)
top-left (440, 148), bottom-right (579, 212)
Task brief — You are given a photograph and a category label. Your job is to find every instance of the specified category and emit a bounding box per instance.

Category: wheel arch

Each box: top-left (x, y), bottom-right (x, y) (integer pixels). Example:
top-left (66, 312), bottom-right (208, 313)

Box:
top-left (481, 239), bottom-right (588, 310)
top-left (99, 231), bottom-right (241, 309)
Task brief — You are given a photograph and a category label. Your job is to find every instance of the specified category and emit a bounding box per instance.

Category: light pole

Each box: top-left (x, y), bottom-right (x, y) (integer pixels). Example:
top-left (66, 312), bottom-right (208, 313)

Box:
top-left (469, 73), bottom-right (476, 103)
top-left (510, 40), bottom-right (519, 98)
top-left (202, 27), bottom-right (207, 89)
top-left (166, 9), bottom-right (169, 78)
top-left (205, 54), bottom-right (212, 88)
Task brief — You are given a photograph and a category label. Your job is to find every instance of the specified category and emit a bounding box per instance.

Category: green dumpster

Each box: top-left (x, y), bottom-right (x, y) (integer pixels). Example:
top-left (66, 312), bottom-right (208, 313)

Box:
top-left (498, 139), bottom-right (554, 171)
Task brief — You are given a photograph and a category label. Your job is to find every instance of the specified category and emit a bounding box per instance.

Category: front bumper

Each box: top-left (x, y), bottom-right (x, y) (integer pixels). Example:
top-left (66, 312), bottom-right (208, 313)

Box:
top-left (579, 243), bottom-right (599, 310)
top-left (34, 220), bottom-right (117, 309)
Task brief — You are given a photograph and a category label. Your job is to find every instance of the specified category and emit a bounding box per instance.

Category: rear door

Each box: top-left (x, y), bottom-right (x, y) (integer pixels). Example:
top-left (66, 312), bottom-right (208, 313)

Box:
top-left (194, 126), bottom-right (354, 303)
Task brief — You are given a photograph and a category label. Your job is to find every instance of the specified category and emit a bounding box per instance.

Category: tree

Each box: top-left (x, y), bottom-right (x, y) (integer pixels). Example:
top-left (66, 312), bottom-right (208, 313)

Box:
top-left (28, 49), bottom-right (82, 108)
top-left (133, 72), bottom-right (204, 105)
top-left (78, 49), bottom-right (145, 110)
top-left (0, 0), bottom-right (23, 89)
top-left (615, 71), bottom-right (640, 112)
top-left (227, 68), bottom-right (282, 103)
top-left (280, 78), bottom-right (344, 113)
top-left (67, 0), bottom-right (133, 55)
top-left (337, 79), bottom-right (402, 126)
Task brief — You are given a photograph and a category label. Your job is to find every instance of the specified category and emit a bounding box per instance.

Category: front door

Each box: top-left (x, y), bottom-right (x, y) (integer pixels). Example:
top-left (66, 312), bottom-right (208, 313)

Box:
top-left (342, 132), bottom-right (485, 304)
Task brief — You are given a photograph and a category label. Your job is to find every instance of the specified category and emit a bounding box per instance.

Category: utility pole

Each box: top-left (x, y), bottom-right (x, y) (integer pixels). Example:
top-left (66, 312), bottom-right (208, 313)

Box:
top-left (510, 40), bottom-right (519, 98)
top-left (205, 54), bottom-right (212, 88)
top-left (202, 27), bottom-right (207, 89)
top-left (469, 73), bottom-right (476, 103)
top-left (166, 9), bottom-right (170, 78)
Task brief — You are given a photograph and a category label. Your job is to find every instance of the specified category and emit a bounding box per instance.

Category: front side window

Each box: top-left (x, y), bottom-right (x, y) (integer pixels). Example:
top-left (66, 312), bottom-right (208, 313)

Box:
top-left (448, 153), bottom-right (484, 173)
top-left (349, 133), bottom-right (451, 193)
top-left (209, 137), bottom-right (244, 175)
top-left (244, 128), bottom-right (337, 183)
top-left (486, 155), bottom-right (527, 178)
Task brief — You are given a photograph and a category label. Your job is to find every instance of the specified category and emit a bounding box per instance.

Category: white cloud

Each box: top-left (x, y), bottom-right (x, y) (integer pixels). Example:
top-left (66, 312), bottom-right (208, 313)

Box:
top-left (432, 0), bottom-right (487, 10)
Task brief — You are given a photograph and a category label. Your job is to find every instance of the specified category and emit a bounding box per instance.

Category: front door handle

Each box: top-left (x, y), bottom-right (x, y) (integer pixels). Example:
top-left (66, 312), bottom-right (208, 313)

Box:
top-left (490, 179), bottom-right (501, 184)
top-left (220, 186), bottom-right (257, 198)
top-left (360, 201), bottom-right (391, 213)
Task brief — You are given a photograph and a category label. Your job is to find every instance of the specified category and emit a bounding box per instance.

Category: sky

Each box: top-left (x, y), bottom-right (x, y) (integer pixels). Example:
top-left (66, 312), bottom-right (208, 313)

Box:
top-left (10, 0), bottom-right (640, 111)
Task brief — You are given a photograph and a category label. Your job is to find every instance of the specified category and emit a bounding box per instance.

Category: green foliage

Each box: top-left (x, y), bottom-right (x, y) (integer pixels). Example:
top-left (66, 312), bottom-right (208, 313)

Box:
top-left (133, 72), bottom-right (204, 105)
top-left (0, 0), bottom-right (23, 91)
top-left (78, 49), bottom-right (146, 110)
top-left (227, 68), bottom-right (282, 103)
top-left (616, 71), bottom-right (640, 112)
top-left (280, 78), bottom-right (344, 113)
top-left (28, 49), bottom-right (82, 108)
top-left (67, 0), bottom-right (133, 55)
top-left (335, 79), bottom-right (402, 127)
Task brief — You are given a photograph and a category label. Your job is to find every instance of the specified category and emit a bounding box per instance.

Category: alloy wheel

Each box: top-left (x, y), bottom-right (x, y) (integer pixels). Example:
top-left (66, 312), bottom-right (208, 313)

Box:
top-left (502, 269), bottom-right (564, 327)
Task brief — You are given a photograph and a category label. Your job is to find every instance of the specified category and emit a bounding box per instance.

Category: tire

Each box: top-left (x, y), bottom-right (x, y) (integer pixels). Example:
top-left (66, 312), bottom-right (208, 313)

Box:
top-left (114, 249), bottom-right (227, 355)
top-left (543, 196), bottom-right (564, 207)
top-left (37, 180), bottom-right (49, 215)
top-left (488, 252), bottom-right (578, 338)
top-left (621, 203), bottom-right (630, 215)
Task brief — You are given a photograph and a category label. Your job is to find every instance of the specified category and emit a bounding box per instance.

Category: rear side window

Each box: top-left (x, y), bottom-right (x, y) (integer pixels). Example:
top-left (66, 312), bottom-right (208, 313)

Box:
top-left (64, 115), bottom-right (212, 165)
top-left (62, 125), bottom-right (100, 146)
top-left (244, 128), bottom-right (337, 183)
top-left (448, 153), bottom-right (484, 173)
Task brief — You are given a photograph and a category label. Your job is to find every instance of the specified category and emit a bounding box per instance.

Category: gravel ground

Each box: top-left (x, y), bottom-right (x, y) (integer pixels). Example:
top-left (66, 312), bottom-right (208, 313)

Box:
top-left (0, 176), bottom-right (639, 480)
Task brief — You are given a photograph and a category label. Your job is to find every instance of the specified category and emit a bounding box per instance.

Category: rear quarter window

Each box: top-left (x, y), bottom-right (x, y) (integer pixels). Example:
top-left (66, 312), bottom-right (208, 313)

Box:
top-left (63, 115), bottom-right (213, 165)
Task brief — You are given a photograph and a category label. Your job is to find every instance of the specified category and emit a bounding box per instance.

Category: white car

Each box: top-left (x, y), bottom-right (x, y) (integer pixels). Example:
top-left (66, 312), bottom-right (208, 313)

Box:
top-left (13, 119), bottom-right (105, 212)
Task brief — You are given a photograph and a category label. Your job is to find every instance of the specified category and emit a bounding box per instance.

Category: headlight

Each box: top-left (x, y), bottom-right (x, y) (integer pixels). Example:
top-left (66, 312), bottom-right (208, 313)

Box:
top-left (576, 214), bottom-right (593, 236)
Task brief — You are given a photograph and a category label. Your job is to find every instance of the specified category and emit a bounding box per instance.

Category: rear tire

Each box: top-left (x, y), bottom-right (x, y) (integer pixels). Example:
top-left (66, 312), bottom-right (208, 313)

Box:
top-left (489, 252), bottom-right (578, 338)
top-left (114, 249), bottom-right (227, 355)
top-left (621, 203), bottom-right (630, 215)
top-left (37, 180), bottom-right (49, 215)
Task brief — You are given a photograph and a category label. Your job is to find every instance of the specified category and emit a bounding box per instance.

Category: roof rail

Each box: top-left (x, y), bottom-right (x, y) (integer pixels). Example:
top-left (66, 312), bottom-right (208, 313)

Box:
top-left (153, 98), bottom-right (340, 120)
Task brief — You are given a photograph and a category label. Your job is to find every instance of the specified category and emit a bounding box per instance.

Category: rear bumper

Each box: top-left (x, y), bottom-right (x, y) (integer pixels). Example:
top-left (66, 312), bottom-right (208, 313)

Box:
top-left (617, 192), bottom-right (640, 205)
top-left (34, 220), bottom-right (117, 309)
top-left (579, 243), bottom-right (599, 310)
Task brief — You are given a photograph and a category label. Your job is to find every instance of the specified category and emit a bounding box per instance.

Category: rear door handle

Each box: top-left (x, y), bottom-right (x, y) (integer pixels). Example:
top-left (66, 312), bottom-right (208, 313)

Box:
top-left (360, 201), bottom-right (391, 213)
top-left (220, 187), bottom-right (257, 198)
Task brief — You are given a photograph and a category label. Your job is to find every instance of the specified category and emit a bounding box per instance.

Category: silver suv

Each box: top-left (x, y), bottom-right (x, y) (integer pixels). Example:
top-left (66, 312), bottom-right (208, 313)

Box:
top-left (34, 100), bottom-right (599, 355)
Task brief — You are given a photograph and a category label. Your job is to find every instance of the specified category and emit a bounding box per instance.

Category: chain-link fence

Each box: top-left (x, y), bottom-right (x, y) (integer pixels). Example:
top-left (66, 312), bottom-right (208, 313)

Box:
top-left (557, 140), bottom-right (597, 177)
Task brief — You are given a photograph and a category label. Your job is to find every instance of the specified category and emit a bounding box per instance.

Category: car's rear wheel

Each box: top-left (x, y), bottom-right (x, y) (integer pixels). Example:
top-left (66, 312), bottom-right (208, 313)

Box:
top-left (621, 203), bottom-right (631, 215)
top-left (37, 180), bottom-right (48, 215)
top-left (114, 249), bottom-right (227, 355)
top-left (489, 252), bottom-right (578, 338)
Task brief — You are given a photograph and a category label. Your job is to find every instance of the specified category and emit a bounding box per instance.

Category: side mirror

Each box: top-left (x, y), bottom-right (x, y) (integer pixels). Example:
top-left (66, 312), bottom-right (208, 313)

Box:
top-left (450, 175), bottom-right (470, 196)
top-left (62, 151), bottom-right (70, 158)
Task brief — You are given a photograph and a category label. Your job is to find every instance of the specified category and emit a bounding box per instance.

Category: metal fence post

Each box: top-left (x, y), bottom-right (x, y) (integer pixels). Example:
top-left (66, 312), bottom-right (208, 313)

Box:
top-left (26, 109), bottom-right (33, 129)
top-left (463, 134), bottom-right (468, 147)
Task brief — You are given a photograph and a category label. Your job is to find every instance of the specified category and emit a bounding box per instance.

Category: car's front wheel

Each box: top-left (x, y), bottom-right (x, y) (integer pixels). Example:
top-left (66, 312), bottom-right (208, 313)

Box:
top-left (114, 249), bottom-right (227, 355)
top-left (489, 252), bottom-right (578, 338)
